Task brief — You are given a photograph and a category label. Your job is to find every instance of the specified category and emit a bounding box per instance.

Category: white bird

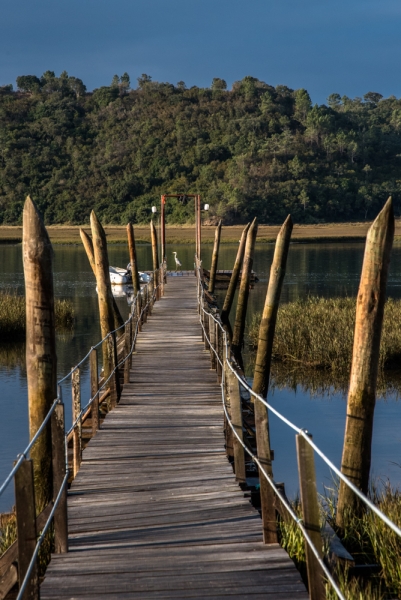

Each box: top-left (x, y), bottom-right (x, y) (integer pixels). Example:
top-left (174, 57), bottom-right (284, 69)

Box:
top-left (173, 251), bottom-right (182, 271)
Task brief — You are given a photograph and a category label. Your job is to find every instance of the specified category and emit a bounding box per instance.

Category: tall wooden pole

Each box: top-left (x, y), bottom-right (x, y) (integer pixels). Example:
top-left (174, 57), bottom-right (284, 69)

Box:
top-left (197, 195), bottom-right (202, 261)
top-left (221, 222), bottom-right (250, 324)
top-left (252, 215), bottom-right (292, 544)
top-left (161, 195), bottom-right (166, 264)
top-left (126, 223), bottom-right (141, 296)
top-left (208, 220), bottom-right (222, 293)
top-left (23, 196), bottom-right (56, 511)
top-left (150, 220), bottom-right (159, 271)
top-left (336, 198), bottom-right (394, 529)
top-left (80, 228), bottom-right (124, 330)
top-left (232, 218), bottom-right (257, 363)
top-left (90, 211), bottom-right (115, 379)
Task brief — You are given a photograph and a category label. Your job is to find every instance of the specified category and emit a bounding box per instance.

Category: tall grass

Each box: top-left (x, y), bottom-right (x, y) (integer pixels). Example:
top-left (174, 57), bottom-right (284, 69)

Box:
top-left (248, 297), bottom-right (401, 375)
top-left (0, 293), bottom-right (74, 339)
top-left (278, 483), bottom-right (401, 599)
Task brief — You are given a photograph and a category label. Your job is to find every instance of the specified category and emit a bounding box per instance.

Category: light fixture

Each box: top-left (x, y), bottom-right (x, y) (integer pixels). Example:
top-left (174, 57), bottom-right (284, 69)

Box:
top-left (204, 203), bottom-right (209, 211)
top-left (151, 206), bottom-right (157, 214)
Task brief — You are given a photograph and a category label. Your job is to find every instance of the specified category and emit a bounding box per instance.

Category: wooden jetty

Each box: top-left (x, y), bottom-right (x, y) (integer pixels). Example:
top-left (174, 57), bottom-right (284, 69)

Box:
top-left (41, 276), bottom-right (307, 599)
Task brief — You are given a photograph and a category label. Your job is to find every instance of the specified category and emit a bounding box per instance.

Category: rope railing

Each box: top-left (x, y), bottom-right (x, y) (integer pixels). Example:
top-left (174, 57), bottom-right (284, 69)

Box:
top-left (0, 265), bottom-right (165, 600)
top-left (195, 261), bottom-right (401, 599)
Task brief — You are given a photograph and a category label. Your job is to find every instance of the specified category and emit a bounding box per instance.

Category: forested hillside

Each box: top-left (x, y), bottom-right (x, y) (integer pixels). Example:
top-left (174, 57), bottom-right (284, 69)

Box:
top-left (1, 71), bottom-right (401, 225)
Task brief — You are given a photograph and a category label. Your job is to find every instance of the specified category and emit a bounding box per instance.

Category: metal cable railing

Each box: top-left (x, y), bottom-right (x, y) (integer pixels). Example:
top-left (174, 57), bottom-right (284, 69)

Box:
top-left (196, 263), bottom-right (401, 598)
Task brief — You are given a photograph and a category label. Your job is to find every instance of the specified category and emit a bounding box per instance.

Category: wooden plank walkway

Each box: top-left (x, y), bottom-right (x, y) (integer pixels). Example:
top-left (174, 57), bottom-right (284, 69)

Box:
top-left (41, 277), bottom-right (308, 599)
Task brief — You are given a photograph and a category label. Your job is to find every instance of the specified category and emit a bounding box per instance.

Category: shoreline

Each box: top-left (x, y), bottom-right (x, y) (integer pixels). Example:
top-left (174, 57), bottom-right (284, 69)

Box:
top-left (2, 221), bottom-right (401, 244)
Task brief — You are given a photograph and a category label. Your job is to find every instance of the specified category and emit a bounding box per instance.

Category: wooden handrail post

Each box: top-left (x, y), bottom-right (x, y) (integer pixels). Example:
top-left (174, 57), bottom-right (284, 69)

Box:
top-left (208, 220), bottom-right (222, 294)
top-left (216, 322), bottom-right (222, 384)
top-left (143, 286), bottom-right (148, 322)
top-left (225, 362), bottom-right (246, 484)
top-left (296, 432), bottom-right (325, 600)
top-left (72, 368), bottom-right (81, 478)
top-left (209, 314), bottom-right (216, 370)
top-left (15, 459), bottom-right (39, 600)
top-left (137, 293), bottom-right (142, 332)
top-left (124, 320), bottom-right (131, 384)
top-left (148, 274), bottom-right (154, 316)
top-left (51, 401), bottom-right (68, 553)
top-left (204, 309), bottom-right (210, 351)
top-left (151, 220), bottom-right (159, 272)
top-left (90, 348), bottom-right (99, 435)
top-left (108, 332), bottom-right (120, 408)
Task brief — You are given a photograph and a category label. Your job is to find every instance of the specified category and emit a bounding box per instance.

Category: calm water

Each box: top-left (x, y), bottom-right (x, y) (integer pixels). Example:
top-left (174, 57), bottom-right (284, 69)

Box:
top-left (1, 240), bottom-right (401, 508)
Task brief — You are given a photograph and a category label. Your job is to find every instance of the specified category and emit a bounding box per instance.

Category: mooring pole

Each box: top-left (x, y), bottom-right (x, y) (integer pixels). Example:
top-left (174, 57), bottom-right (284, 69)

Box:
top-left (208, 220), bottom-right (222, 294)
top-left (90, 211), bottom-right (115, 380)
top-left (221, 222), bottom-right (250, 325)
top-left (151, 220), bottom-right (159, 271)
top-left (126, 223), bottom-right (141, 296)
top-left (252, 215), bottom-right (292, 544)
top-left (80, 228), bottom-right (124, 330)
top-left (23, 196), bottom-right (56, 511)
top-left (161, 195), bottom-right (166, 264)
top-left (232, 218), bottom-right (257, 365)
top-left (336, 198), bottom-right (394, 529)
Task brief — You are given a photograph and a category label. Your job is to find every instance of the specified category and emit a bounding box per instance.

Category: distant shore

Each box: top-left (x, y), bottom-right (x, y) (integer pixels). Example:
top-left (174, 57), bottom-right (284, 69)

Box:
top-left (1, 221), bottom-right (401, 245)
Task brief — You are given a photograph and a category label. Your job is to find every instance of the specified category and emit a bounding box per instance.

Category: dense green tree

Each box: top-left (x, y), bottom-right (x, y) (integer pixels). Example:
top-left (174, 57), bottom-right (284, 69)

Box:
top-left (16, 75), bottom-right (41, 93)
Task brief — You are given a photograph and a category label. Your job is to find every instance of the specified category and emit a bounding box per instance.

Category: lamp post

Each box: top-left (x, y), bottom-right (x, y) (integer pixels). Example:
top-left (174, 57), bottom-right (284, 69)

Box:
top-left (151, 206), bottom-right (160, 267)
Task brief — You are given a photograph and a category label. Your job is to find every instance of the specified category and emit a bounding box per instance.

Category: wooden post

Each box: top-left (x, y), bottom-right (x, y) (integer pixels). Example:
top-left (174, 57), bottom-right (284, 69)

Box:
top-left (148, 273), bottom-right (154, 315)
top-left (226, 363), bottom-right (246, 484)
top-left (232, 218), bottom-right (258, 364)
top-left (137, 293), bottom-right (142, 332)
top-left (51, 402), bottom-right (68, 553)
top-left (337, 198), bottom-right (394, 528)
top-left (221, 222), bottom-right (250, 324)
top-left (124, 320), bottom-right (131, 384)
top-left (151, 220), bottom-right (159, 271)
top-left (90, 348), bottom-right (99, 435)
top-left (143, 285), bottom-right (148, 323)
top-left (296, 432), bottom-right (325, 600)
top-left (15, 459), bottom-right (38, 600)
top-left (204, 309), bottom-right (210, 351)
top-left (72, 368), bottom-right (81, 478)
top-left (23, 196), bottom-right (56, 511)
top-left (251, 217), bottom-right (292, 545)
top-left (253, 215), bottom-right (292, 397)
top-left (108, 332), bottom-right (120, 407)
top-left (161, 195), bottom-right (166, 264)
top-left (197, 195), bottom-right (202, 261)
top-left (215, 321), bottom-right (222, 383)
top-left (208, 220), bottom-right (222, 293)
top-left (90, 211), bottom-right (115, 380)
top-left (80, 228), bottom-right (124, 330)
top-left (126, 223), bottom-right (141, 296)
top-left (209, 314), bottom-right (216, 370)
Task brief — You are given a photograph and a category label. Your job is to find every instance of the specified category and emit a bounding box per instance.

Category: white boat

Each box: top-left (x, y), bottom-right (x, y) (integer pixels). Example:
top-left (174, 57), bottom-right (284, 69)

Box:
top-left (109, 266), bottom-right (131, 285)
top-left (109, 265), bottom-right (152, 285)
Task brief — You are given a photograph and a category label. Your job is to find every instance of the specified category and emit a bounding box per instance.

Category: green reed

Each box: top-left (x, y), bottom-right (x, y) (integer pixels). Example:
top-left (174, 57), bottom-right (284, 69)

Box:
top-left (0, 293), bottom-right (74, 339)
top-left (247, 297), bottom-right (401, 375)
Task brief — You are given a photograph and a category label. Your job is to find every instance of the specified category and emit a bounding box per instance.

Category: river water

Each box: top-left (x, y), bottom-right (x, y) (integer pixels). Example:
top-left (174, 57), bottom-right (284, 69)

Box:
top-left (1, 241), bottom-right (401, 509)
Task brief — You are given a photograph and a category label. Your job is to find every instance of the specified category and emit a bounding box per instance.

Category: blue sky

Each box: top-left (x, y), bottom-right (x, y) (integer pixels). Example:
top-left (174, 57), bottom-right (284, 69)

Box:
top-left (1, 0), bottom-right (400, 104)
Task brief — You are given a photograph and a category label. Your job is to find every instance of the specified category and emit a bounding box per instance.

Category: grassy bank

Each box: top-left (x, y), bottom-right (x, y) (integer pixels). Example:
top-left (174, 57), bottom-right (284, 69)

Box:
top-left (279, 483), bottom-right (401, 599)
top-left (3, 221), bottom-right (401, 245)
top-left (248, 297), bottom-right (401, 376)
top-left (0, 294), bottom-right (74, 339)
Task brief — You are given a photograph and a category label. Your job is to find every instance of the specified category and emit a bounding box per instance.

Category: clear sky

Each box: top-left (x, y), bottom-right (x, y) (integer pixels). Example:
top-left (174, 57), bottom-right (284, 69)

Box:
top-left (1, 0), bottom-right (400, 104)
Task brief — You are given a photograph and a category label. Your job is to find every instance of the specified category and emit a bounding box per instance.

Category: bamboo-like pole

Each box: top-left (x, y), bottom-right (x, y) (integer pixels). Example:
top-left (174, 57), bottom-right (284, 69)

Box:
top-left (80, 228), bottom-right (124, 330)
top-left (232, 218), bottom-right (257, 363)
top-left (126, 223), bottom-right (141, 296)
top-left (151, 220), bottom-right (159, 271)
top-left (208, 220), bottom-right (222, 293)
top-left (23, 196), bottom-right (56, 510)
top-left (90, 211), bottom-right (115, 379)
top-left (221, 222), bottom-right (250, 324)
top-left (252, 215), bottom-right (292, 543)
top-left (336, 198), bottom-right (394, 529)
top-left (253, 215), bottom-right (292, 396)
